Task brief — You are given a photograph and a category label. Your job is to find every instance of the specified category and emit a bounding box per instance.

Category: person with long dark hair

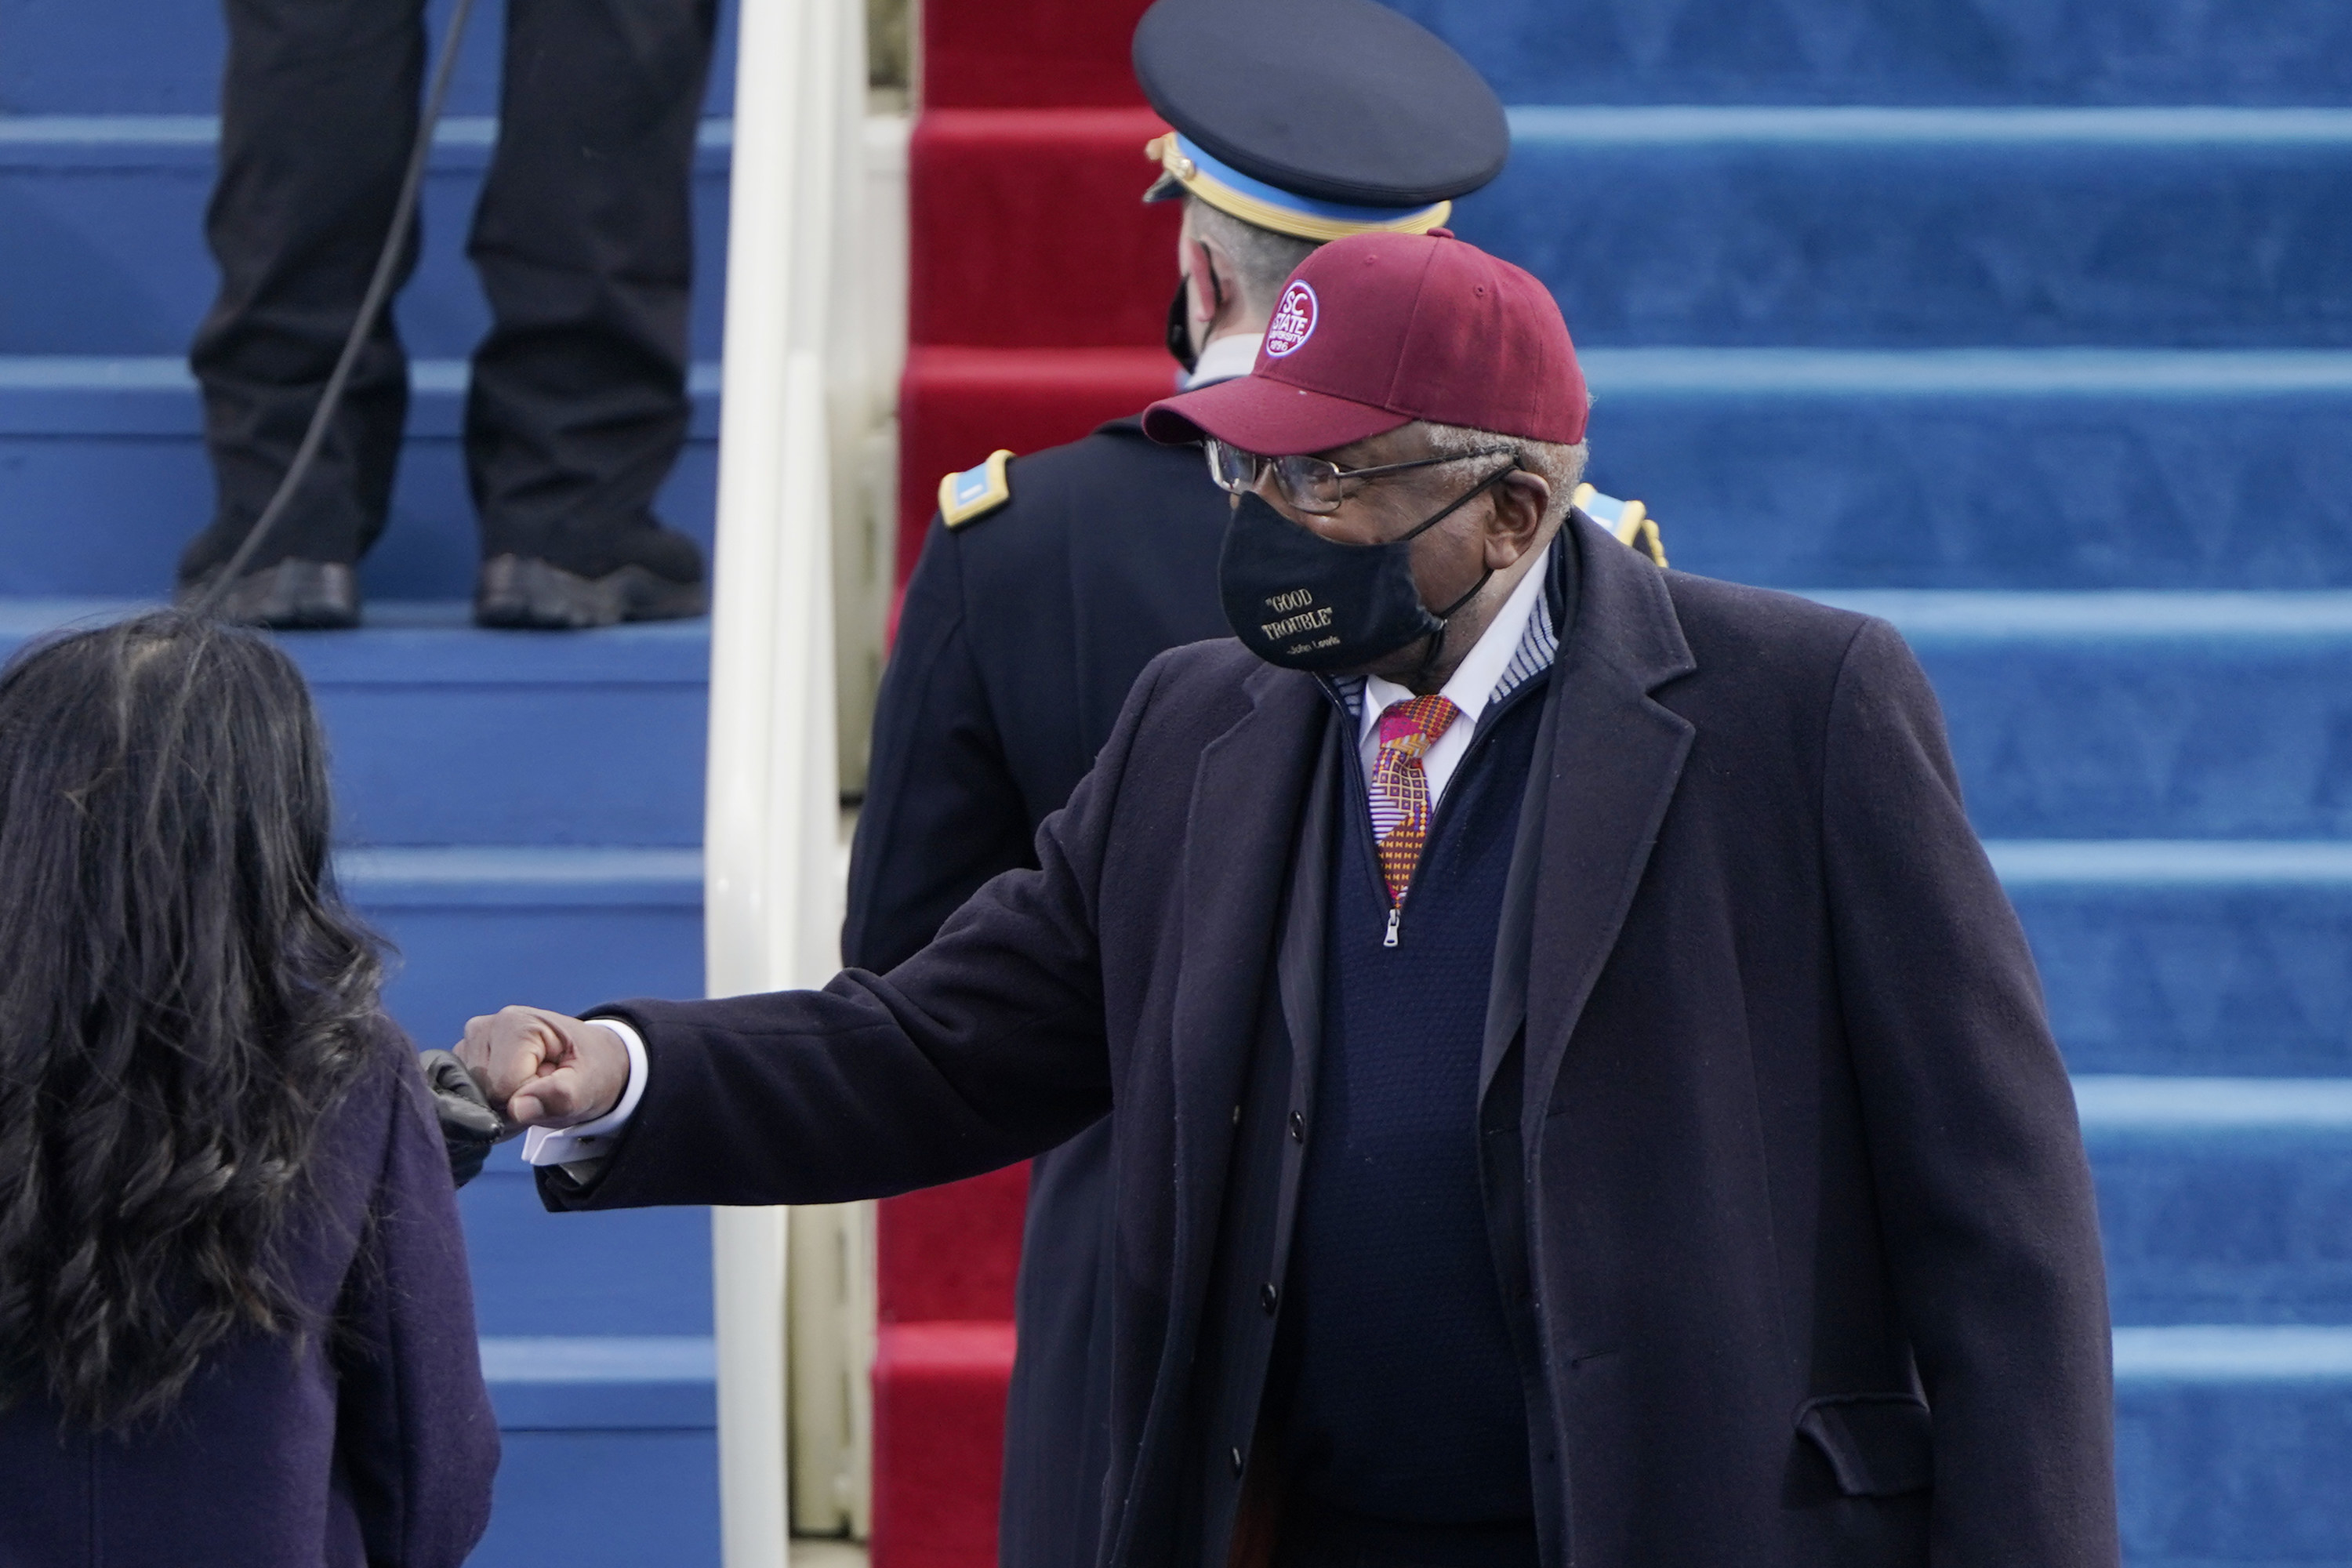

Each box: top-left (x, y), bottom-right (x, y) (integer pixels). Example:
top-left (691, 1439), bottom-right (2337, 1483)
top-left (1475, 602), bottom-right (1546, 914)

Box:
top-left (0, 612), bottom-right (496, 1565)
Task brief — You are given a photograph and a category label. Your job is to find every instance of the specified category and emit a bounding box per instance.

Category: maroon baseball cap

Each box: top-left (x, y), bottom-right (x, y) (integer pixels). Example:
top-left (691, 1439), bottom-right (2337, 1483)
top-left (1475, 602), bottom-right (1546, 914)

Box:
top-left (1142, 230), bottom-right (1588, 456)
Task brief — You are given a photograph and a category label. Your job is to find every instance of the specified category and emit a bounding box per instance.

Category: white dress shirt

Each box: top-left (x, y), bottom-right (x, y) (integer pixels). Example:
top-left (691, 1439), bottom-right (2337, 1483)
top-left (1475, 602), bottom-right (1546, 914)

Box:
top-left (520, 1017), bottom-right (648, 1167)
top-left (1178, 329), bottom-right (1263, 390)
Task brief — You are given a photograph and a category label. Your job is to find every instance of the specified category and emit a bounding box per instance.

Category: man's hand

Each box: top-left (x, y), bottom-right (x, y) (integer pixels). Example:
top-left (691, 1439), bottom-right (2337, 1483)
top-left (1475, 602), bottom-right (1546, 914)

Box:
top-left (457, 1006), bottom-right (630, 1129)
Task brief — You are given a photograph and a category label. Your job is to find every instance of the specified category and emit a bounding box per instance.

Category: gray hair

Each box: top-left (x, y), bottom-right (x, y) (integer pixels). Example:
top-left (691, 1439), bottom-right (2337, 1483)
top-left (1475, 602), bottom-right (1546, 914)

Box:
top-left (1184, 198), bottom-right (1319, 318)
top-left (1420, 419), bottom-right (1591, 532)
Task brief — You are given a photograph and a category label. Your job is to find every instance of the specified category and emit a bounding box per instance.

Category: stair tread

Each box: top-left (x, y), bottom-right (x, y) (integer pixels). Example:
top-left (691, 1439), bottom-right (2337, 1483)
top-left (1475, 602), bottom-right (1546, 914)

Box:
top-left (0, 354), bottom-right (720, 437)
top-left (0, 114), bottom-right (732, 158)
top-left (2113, 1324), bottom-right (2352, 1381)
top-left (2074, 1075), bottom-right (2352, 1128)
top-left (1583, 346), bottom-right (2352, 394)
top-left (1803, 589), bottom-right (2352, 637)
top-left (0, 598), bottom-right (710, 680)
top-left (1508, 105), bottom-right (2352, 145)
top-left (339, 846), bottom-right (702, 905)
top-left (1989, 840), bottom-right (2352, 884)
top-left (479, 1334), bottom-right (715, 1381)
top-left (479, 1335), bottom-right (716, 1431)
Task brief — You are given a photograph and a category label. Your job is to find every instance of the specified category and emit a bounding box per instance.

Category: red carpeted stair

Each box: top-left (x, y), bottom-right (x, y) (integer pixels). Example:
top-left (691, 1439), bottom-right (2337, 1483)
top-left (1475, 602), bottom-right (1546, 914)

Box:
top-left (879, 7), bottom-right (1177, 1561)
top-left (895, 8), bottom-right (1180, 579)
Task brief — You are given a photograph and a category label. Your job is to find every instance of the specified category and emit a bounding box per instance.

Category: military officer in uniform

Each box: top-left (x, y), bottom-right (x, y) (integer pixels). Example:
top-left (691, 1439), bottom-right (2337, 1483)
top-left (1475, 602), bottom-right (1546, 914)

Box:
top-left (843, 4), bottom-right (1656, 1563)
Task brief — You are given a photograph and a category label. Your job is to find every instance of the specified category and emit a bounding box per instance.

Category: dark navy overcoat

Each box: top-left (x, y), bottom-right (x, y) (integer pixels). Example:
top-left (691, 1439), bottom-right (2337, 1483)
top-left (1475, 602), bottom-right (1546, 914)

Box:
top-left (0, 1030), bottom-right (498, 1567)
top-left (556, 515), bottom-right (2118, 1567)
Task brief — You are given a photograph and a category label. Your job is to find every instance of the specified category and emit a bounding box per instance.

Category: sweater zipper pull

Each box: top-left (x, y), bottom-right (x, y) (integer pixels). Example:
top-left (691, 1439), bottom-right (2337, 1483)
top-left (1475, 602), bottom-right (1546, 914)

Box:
top-left (1384, 905), bottom-right (1401, 949)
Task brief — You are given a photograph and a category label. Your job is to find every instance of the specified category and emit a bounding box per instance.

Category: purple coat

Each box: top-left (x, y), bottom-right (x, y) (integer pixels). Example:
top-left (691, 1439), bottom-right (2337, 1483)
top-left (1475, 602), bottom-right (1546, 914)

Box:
top-left (0, 1030), bottom-right (497, 1567)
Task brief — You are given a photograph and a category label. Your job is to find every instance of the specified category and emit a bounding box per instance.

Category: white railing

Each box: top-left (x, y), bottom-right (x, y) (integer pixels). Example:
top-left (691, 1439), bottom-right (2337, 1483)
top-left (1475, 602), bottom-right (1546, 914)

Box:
top-left (705, 0), bottom-right (891, 1559)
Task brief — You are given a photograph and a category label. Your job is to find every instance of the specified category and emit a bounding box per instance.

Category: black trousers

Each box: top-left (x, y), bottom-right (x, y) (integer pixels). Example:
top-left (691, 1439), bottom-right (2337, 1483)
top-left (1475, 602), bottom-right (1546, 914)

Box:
top-left (186, 0), bottom-right (717, 575)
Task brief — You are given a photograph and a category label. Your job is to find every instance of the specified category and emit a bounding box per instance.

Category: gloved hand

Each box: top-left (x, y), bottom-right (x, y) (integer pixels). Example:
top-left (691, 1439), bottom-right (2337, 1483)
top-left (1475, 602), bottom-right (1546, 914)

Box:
top-left (419, 1047), bottom-right (503, 1188)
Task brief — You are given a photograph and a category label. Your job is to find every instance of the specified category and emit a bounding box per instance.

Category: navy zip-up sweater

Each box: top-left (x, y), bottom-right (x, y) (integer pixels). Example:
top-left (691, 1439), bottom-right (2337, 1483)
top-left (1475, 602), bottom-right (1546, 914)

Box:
top-left (1270, 676), bottom-right (1550, 1529)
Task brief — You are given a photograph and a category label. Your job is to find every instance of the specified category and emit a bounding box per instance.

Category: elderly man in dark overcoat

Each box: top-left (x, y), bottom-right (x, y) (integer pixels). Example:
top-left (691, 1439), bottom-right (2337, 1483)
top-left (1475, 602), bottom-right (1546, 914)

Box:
top-left (463, 231), bottom-right (2118, 1568)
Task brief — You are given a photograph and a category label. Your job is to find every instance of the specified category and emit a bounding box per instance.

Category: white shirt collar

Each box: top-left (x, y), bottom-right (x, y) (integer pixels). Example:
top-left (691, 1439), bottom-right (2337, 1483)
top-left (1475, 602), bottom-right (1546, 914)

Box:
top-left (1178, 330), bottom-right (1264, 390)
top-left (1358, 552), bottom-right (1551, 750)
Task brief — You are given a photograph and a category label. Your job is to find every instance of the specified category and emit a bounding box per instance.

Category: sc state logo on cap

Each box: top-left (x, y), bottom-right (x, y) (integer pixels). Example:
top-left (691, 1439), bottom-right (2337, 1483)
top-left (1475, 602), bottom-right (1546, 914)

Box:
top-left (1265, 281), bottom-right (1319, 358)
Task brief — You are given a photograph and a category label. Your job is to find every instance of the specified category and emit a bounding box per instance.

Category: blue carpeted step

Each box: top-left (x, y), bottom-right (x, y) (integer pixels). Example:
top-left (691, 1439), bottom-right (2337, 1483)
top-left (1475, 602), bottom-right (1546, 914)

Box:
top-left (20, 109), bottom-right (2352, 358)
top-left (13, 0), bottom-right (2343, 116)
top-left (481, 1335), bottom-right (715, 1428)
top-left (0, 118), bottom-right (729, 359)
top-left (0, 599), bottom-right (708, 845)
top-left (2114, 1327), bottom-right (2352, 1566)
top-left (341, 849), bottom-right (711, 1344)
top-left (2078, 1076), bottom-right (2352, 1326)
top-left (474, 1336), bottom-right (720, 1568)
top-left (1454, 108), bottom-right (2352, 349)
top-left (1578, 349), bottom-right (2352, 591)
top-left (1383, 0), bottom-right (2352, 109)
top-left (13, 350), bottom-right (2352, 601)
top-left (8, 592), bottom-right (2352, 843)
top-left (1994, 842), bottom-right (2352, 1077)
top-left (0, 0), bottom-right (741, 117)
top-left (1811, 591), bottom-right (2352, 840)
top-left (343, 846), bottom-right (702, 1051)
top-left (0, 358), bottom-right (717, 600)
top-left (463, 1167), bottom-right (711, 1338)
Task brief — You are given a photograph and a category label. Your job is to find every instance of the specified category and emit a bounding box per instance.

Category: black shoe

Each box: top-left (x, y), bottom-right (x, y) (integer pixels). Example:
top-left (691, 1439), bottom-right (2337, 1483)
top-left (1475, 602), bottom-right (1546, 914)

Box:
top-left (176, 559), bottom-right (361, 630)
top-left (474, 554), bottom-right (708, 630)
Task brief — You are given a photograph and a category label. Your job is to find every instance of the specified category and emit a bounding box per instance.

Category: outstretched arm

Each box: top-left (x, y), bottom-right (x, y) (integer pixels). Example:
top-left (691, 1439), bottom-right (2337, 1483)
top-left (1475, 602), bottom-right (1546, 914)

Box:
top-left (458, 653), bottom-right (1173, 1211)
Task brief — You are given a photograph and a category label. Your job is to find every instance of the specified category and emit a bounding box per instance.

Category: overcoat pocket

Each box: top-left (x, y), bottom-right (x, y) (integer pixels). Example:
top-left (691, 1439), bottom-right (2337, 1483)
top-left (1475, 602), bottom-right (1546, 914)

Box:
top-left (1794, 1392), bottom-right (1934, 1497)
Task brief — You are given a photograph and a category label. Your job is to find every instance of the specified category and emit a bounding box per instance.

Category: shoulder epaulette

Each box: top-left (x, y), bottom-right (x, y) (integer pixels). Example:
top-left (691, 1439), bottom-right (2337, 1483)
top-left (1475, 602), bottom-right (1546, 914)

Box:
top-left (1573, 483), bottom-right (1668, 570)
top-left (939, 449), bottom-right (1015, 530)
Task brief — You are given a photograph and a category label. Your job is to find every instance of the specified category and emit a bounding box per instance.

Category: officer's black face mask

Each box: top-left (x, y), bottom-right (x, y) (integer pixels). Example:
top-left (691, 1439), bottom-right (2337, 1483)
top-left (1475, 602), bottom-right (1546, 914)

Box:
top-left (1167, 276), bottom-right (1199, 375)
top-left (1217, 466), bottom-right (1512, 675)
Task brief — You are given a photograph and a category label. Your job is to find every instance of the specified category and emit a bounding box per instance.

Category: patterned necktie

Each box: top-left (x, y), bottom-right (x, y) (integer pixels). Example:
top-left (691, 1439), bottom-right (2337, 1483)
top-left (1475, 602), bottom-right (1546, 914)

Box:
top-left (1369, 693), bottom-right (1463, 906)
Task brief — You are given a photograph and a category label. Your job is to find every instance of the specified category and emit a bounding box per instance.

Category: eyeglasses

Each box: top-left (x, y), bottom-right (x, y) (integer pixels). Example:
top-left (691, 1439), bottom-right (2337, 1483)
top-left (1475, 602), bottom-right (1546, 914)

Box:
top-left (1203, 438), bottom-right (1519, 515)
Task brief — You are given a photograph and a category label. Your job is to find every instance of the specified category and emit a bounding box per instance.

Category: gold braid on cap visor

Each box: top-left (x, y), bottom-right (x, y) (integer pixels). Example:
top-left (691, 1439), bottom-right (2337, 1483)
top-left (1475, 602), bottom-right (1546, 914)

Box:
top-left (1145, 133), bottom-right (1454, 244)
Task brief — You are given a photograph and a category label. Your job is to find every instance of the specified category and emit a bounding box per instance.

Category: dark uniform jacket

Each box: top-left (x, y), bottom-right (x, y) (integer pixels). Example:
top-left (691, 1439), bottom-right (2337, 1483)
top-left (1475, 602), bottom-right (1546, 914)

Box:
top-left (0, 1031), bottom-right (498, 1568)
top-left (559, 514), bottom-right (2118, 1567)
top-left (844, 413), bottom-right (1230, 1568)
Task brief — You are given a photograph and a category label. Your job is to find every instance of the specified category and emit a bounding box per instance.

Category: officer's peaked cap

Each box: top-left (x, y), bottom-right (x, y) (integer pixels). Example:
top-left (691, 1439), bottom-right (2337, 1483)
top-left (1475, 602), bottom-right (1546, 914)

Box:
top-left (1134, 0), bottom-right (1508, 229)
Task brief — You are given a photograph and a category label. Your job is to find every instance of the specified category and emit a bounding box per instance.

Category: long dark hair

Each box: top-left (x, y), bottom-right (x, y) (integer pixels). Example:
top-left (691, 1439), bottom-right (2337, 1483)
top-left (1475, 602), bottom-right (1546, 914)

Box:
top-left (0, 612), bottom-right (387, 1431)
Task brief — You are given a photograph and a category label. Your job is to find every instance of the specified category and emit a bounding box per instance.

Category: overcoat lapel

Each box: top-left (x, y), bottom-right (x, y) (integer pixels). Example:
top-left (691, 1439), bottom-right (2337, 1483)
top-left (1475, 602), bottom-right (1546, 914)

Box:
top-left (1519, 519), bottom-right (1699, 1146)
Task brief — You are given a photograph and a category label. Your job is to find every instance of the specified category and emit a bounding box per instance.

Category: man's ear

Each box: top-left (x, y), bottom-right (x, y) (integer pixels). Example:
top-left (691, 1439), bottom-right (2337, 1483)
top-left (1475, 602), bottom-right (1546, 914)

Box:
top-left (1188, 238), bottom-right (1233, 333)
top-left (1484, 471), bottom-right (1553, 568)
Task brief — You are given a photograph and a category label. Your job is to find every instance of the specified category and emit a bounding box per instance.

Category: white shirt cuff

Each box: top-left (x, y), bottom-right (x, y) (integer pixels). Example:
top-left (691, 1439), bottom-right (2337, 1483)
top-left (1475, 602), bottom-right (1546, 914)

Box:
top-left (521, 1018), bottom-right (648, 1167)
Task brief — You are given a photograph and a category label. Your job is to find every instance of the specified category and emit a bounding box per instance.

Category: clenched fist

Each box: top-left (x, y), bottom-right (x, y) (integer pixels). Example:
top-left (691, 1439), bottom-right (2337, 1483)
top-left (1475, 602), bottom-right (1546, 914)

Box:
top-left (456, 1005), bottom-right (630, 1129)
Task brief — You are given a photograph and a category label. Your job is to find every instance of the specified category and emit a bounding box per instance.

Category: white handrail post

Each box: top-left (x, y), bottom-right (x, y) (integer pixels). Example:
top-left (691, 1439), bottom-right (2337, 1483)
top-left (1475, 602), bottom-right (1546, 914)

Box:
top-left (706, 0), bottom-right (857, 1561)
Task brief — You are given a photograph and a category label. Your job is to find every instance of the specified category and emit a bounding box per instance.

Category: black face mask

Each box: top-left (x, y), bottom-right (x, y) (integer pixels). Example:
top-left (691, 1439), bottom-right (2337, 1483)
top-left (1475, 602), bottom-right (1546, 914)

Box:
top-left (1216, 466), bottom-right (1514, 676)
top-left (1166, 275), bottom-right (1199, 375)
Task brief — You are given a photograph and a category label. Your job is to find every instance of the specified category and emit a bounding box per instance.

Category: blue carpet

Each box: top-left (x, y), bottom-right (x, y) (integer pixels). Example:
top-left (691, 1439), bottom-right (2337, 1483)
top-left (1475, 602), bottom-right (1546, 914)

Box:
top-left (2079, 1079), bottom-right (2352, 1325)
top-left (0, 0), bottom-right (743, 118)
top-left (1996, 842), bottom-right (2352, 1077)
top-left (2115, 1328), bottom-right (2352, 1566)
top-left (1579, 349), bottom-right (2352, 590)
top-left (0, 601), bottom-right (711, 845)
top-left (1385, 0), bottom-right (2352, 107)
top-left (1813, 591), bottom-right (2352, 839)
top-left (0, 119), bottom-right (733, 358)
top-left (1454, 108), bottom-right (2352, 348)
top-left (0, 357), bottom-right (719, 599)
